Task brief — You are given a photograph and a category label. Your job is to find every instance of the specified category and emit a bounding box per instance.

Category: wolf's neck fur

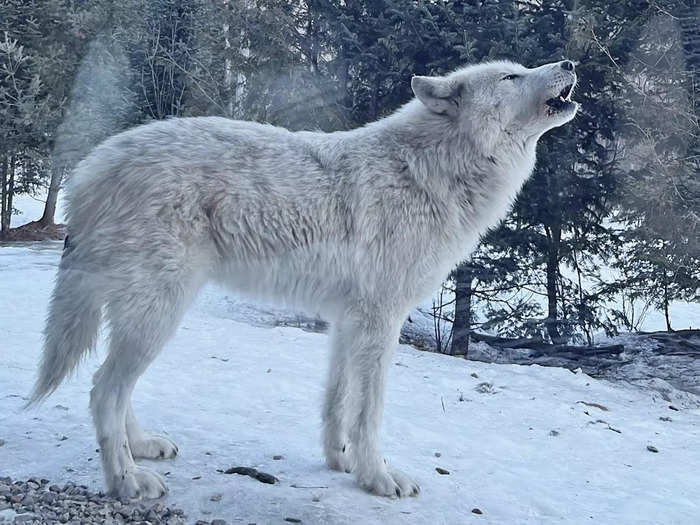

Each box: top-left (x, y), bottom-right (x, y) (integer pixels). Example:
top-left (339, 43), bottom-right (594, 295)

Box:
top-left (357, 99), bottom-right (537, 234)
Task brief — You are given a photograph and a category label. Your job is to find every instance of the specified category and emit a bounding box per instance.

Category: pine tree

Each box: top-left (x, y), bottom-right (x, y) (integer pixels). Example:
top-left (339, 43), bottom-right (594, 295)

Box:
top-left (600, 1), bottom-right (700, 331)
top-left (449, 0), bottom-right (654, 349)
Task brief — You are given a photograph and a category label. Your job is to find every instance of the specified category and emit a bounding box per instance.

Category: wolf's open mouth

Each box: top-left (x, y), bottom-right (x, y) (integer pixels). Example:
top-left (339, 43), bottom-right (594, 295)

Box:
top-left (545, 83), bottom-right (575, 115)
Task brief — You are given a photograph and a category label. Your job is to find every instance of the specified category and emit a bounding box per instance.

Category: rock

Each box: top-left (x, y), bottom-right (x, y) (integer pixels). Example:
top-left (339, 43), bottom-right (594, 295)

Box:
top-left (475, 382), bottom-right (497, 394)
top-left (434, 452), bottom-right (441, 457)
top-left (12, 513), bottom-right (36, 523)
top-left (223, 467), bottom-right (278, 484)
top-left (41, 493), bottom-right (56, 505)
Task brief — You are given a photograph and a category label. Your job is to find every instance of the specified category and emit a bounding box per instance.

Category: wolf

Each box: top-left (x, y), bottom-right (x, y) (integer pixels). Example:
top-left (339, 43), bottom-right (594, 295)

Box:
top-left (29, 59), bottom-right (578, 499)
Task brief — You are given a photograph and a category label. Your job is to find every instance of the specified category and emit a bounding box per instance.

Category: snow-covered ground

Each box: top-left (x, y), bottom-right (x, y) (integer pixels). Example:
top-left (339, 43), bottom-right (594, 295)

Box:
top-left (1, 243), bottom-right (699, 524)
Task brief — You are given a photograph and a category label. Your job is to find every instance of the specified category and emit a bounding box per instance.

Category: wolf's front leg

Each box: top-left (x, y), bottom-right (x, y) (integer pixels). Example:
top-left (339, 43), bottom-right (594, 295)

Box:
top-left (322, 323), bottom-right (356, 473)
top-left (334, 315), bottom-right (419, 498)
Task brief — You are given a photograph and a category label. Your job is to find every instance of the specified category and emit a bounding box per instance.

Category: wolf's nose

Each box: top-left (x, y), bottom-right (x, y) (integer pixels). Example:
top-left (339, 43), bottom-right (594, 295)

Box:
top-left (561, 60), bottom-right (575, 71)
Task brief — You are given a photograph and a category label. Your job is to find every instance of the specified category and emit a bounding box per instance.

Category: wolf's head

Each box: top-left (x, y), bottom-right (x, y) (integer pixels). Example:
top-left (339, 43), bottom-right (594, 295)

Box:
top-left (411, 60), bottom-right (578, 147)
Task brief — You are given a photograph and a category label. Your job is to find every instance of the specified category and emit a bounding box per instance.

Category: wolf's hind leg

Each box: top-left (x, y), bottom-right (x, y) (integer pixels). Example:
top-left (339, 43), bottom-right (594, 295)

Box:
top-left (91, 353), bottom-right (168, 499)
top-left (126, 403), bottom-right (178, 460)
top-left (92, 274), bottom-right (194, 500)
top-left (322, 323), bottom-right (356, 473)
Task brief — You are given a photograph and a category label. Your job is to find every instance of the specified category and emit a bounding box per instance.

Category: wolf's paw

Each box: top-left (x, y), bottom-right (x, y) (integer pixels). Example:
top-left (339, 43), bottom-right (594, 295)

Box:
top-left (325, 443), bottom-right (354, 473)
top-left (358, 466), bottom-right (420, 498)
top-left (113, 466), bottom-right (168, 500)
top-left (130, 434), bottom-right (178, 460)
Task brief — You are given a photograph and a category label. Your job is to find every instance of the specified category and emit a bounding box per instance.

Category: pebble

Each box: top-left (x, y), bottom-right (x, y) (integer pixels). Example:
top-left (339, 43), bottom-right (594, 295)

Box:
top-left (0, 475), bottom-right (188, 524)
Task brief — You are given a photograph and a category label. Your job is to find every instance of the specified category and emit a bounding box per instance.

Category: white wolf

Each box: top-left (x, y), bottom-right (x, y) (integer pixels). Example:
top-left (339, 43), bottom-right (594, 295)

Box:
top-left (29, 60), bottom-right (578, 499)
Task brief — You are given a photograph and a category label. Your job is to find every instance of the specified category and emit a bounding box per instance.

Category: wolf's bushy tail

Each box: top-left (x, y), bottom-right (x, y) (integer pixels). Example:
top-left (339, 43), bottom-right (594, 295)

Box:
top-left (27, 265), bottom-right (103, 406)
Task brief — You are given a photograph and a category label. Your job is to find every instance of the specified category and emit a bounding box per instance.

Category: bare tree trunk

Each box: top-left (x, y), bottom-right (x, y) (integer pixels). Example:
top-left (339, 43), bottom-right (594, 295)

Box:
top-left (545, 224), bottom-right (564, 343)
top-left (663, 276), bottom-right (673, 331)
top-left (1, 155), bottom-right (7, 233)
top-left (451, 262), bottom-right (473, 356)
top-left (39, 166), bottom-right (63, 226)
top-left (5, 157), bottom-right (14, 231)
top-left (1, 156), bottom-right (16, 232)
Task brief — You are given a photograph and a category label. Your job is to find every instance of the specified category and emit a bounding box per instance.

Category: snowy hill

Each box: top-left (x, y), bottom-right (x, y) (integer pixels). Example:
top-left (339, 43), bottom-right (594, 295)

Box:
top-left (1, 243), bottom-right (699, 524)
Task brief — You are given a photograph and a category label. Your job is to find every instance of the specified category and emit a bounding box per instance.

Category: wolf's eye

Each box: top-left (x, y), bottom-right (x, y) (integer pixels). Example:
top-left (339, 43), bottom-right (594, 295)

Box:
top-left (501, 74), bottom-right (521, 81)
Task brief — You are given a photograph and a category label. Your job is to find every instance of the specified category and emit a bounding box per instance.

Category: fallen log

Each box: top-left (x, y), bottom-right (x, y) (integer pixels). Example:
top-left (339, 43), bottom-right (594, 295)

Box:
top-left (469, 332), bottom-right (625, 357)
top-left (470, 333), bottom-right (546, 349)
top-left (529, 344), bottom-right (625, 358)
top-left (640, 329), bottom-right (700, 339)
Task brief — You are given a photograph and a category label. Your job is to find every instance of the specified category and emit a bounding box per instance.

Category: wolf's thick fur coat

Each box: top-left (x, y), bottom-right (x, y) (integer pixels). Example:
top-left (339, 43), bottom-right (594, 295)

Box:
top-left (30, 60), bottom-right (577, 498)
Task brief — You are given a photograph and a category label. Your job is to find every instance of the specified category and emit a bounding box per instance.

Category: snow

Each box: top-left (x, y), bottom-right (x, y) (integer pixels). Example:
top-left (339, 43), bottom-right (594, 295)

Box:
top-left (1, 243), bottom-right (699, 524)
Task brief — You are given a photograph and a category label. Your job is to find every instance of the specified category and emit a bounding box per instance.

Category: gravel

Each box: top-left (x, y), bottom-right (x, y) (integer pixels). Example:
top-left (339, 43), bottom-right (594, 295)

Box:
top-left (0, 476), bottom-right (228, 525)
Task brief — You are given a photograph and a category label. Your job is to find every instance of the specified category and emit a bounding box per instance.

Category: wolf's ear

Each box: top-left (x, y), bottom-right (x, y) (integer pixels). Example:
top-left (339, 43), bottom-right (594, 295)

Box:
top-left (411, 76), bottom-right (461, 117)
